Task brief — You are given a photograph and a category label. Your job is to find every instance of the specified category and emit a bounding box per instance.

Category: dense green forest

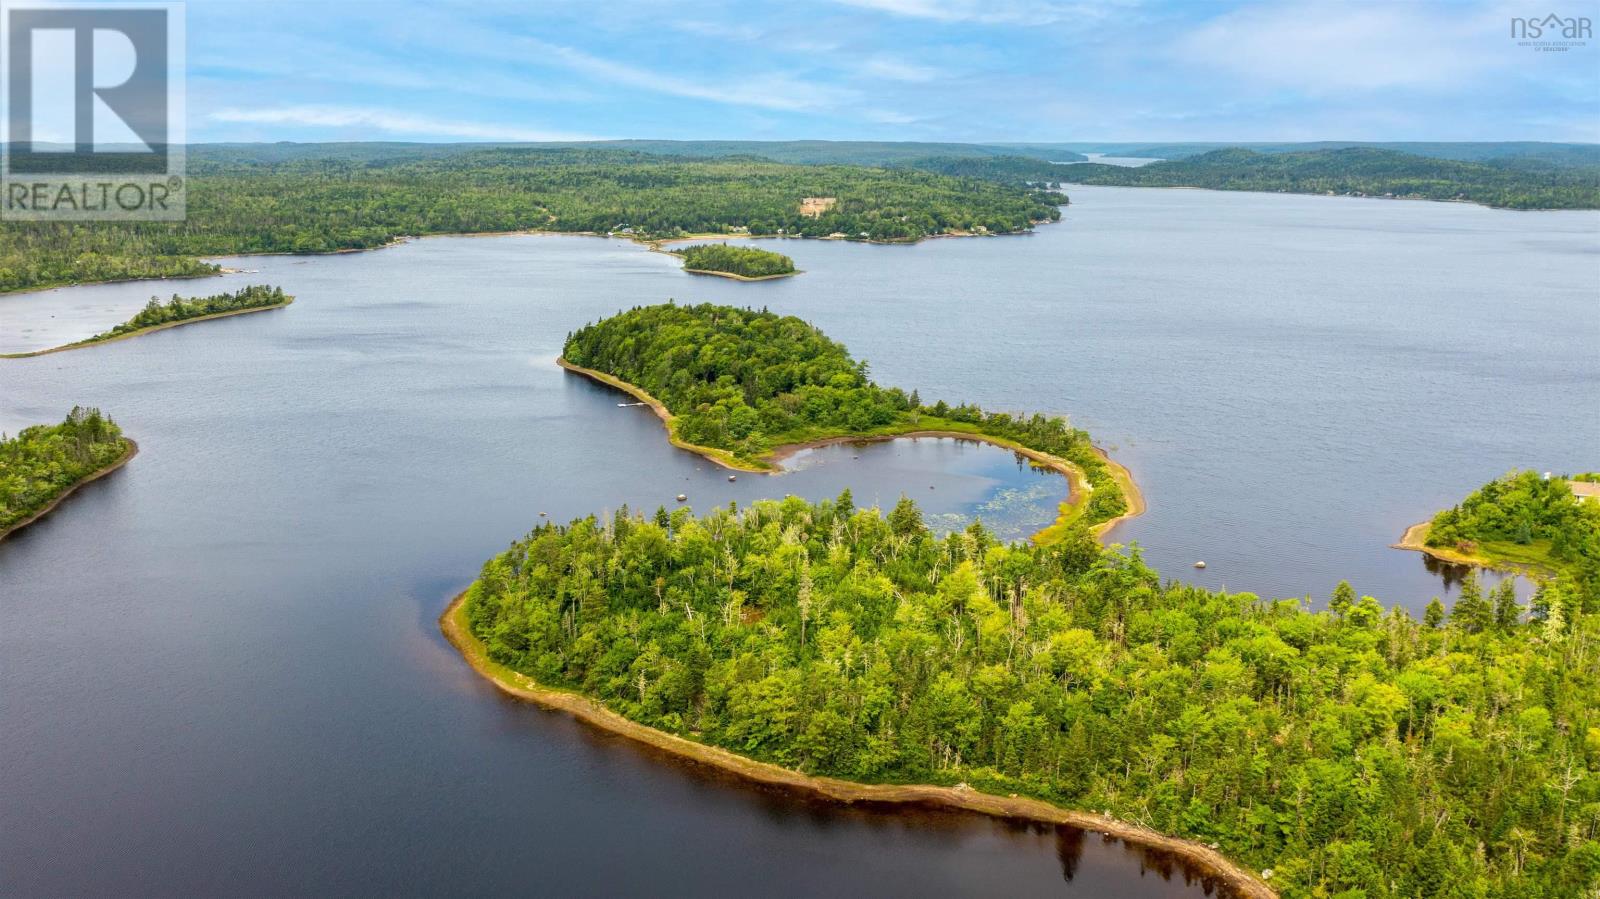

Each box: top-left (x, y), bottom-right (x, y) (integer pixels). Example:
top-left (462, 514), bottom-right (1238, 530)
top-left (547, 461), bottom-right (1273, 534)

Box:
top-left (77, 285), bottom-right (291, 345)
top-left (562, 303), bottom-right (1128, 528)
top-left (890, 155), bottom-right (1075, 187)
top-left (465, 495), bottom-right (1600, 898)
top-left (1066, 148), bottom-right (1600, 209)
top-left (1427, 471), bottom-right (1600, 584)
top-left (676, 244), bottom-right (796, 278)
top-left (0, 148), bottom-right (1062, 293)
top-left (0, 408), bottom-right (130, 532)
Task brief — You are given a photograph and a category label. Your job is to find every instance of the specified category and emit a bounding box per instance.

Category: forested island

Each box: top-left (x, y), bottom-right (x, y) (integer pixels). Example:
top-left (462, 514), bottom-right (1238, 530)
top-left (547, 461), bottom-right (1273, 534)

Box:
top-left (1398, 470), bottom-right (1600, 584)
top-left (0, 148), bottom-right (1062, 294)
top-left (2, 285), bottom-right (292, 358)
top-left (0, 408), bottom-right (134, 539)
top-left (561, 303), bottom-right (1132, 534)
top-left (1065, 147), bottom-right (1600, 210)
top-left (673, 244), bottom-right (797, 280)
top-left (453, 490), bottom-right (1600, 899)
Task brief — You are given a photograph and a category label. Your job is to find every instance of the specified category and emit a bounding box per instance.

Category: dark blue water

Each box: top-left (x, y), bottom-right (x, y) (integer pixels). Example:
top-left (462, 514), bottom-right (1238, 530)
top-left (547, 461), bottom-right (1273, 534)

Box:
top-left (3, 185), bottom-right (1596, 895)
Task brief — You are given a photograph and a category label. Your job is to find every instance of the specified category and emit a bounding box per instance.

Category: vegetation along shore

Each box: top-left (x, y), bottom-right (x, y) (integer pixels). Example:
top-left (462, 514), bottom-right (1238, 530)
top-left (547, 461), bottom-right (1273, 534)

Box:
top-left (449, 486), bottom-right (1600, 898)
top-left (441, 588), bottom-right (1271, 899)
top-left (672, 243), bottom-right (799, 280)
top-left (0, 148), bottom-right (1060, 295)
top-left (1, 285), bottom-right (292, 358)
top-left (1395, 470), bottom-right (1600, 584)
top-left (0, 408), bottom-right (136, 541)
top-left (558, 303), bottom-right (1136, 538)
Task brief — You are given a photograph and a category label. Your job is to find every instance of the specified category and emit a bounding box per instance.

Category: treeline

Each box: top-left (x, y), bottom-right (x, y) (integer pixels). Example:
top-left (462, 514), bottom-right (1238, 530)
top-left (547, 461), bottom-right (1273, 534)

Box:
top-left (894, 154), bottom-right (1075, 188)
top-left (466, 496), bottom-right (1600, 898)
top-left (677, 244), bottom-right (796, 278)
top-left (1066, 147), bottom-right (1600, 210)
top-left (85, 285), bottom-right (290, 343)
top-left (0, 148), bottom-right (1063, 293)
top-left (0, 408), bottom-right (130, 532)
top-left (562, 303), bottom-right (1126, 528)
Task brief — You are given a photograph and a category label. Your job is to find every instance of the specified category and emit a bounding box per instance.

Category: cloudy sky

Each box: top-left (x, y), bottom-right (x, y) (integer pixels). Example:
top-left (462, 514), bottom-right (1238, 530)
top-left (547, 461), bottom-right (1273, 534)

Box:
top-left (185, 0), bottom-right (1600, 143)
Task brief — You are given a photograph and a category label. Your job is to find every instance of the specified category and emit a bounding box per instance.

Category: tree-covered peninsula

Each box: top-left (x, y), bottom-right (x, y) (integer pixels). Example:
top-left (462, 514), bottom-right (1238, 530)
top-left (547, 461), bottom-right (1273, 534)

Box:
top-left (460, 495), bottom-right (1600, 899)
top-left (1066, 147), bottom-right (1600, 210)
top-left (4, 285), bottom-right (293, 358)
top-left (675, 244), bottom-right (797, 280)
top-left (561, 303), bottom-right (1130, 532)
top-left (0, 148), bottom-right (1062, 294)
top-left (1404, 470), bottom-right (1600, 588)
top-left (0, 407), bottom-right (134, 537)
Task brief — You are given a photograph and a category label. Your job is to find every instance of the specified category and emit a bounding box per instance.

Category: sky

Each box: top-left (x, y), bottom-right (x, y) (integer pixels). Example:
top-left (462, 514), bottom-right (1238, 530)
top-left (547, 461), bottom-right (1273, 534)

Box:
top-left (179, 0), bottom-right (1600, 144)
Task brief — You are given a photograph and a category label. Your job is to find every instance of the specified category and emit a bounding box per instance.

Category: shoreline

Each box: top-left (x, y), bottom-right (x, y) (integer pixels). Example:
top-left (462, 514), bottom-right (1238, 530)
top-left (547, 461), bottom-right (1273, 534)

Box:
top-left (557, 358), bottom-right (1144, 543)
top-left (0, 218), bottom-right (1058, 299)
top-left (682, 267), bottom-right (799, 281)
top-left (0, 438), bottom-right (139, 542)
top-left (1, 299), bottom-right (294, 359)
top-left (440, 589), bottom-right (1273, 898)
top-left (1392, 520), bottom-right (1556, 577)
top-left (1059, 181), bottom-right (1590, 212)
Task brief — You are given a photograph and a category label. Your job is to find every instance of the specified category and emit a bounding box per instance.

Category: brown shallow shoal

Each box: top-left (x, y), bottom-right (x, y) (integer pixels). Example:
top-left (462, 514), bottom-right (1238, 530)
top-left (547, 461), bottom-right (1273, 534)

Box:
top-left (0, 438), bottom-right (138, 542)
top-left (440, 590), bottom-right (1274, 898)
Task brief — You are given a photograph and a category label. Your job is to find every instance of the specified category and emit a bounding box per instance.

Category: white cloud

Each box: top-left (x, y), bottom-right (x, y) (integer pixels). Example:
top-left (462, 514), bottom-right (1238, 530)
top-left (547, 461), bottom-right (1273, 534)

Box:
top-left (208, 105), bottom-right (597, 141)
top-left (1174, 3), bottom-right (1512, 94)
top-left (519, 39), bottom-right (857, 111)
top-left (829, 0), bottom-right (1105, 26)
top-left (861, 56), bottom-right (940, 82)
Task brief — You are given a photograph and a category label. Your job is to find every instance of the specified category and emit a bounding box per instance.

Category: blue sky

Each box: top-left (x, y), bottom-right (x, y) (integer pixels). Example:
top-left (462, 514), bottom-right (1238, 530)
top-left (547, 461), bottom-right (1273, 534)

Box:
top-left (185, 0), bottom-right (1600, 143)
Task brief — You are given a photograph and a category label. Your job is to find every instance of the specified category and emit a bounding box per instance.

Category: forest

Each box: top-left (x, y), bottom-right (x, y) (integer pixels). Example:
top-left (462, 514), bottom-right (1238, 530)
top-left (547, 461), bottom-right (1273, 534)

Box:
top-left (561, 303), bottom-right (1128, 529)
top-left (465, 495), bottom-right (1600, 899)
top-left (0, 148), bottom-right (1063, 294)
top-left (78, 285), bottom-right (291, 345)
top-left (0, 408), bottom-right (131, 533)
top-left (1065, 147), bottom-right (1600, 209)
top-left (676, 244), bottom-right (797, 278)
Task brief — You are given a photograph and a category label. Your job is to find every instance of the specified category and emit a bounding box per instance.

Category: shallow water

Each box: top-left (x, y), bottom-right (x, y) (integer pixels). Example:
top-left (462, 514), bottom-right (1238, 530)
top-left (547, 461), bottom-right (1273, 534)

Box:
top-left (3, 185), bottom-right (1596, 895)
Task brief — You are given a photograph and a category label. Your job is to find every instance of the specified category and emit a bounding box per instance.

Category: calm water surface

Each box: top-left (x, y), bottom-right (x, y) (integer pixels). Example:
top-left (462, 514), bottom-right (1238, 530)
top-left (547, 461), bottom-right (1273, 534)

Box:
top-left (3, 186), bottom-right (1597, 895)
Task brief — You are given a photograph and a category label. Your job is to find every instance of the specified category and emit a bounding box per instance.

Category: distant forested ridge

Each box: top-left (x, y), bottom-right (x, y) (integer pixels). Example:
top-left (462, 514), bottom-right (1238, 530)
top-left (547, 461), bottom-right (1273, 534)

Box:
top-left (464, 494), bottom-right (1600, 899)
top-left (562, 303), bottom-right (1128, 530)
top-left (676, 244), bottom-right (796, 278)
top-left (1427, 470), bottom-right (1600, 587)
top-left (0, 407), bottom-right (131, 534)
top-left (1065, 148), bottom-right (1600, 209)
top-left (0, 148), bottom-right (1062, 294)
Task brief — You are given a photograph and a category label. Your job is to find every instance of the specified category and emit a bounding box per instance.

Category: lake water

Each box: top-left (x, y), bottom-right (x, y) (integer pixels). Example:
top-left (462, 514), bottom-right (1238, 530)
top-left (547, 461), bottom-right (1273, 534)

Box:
top-left (3, 185), bottom-right (1597, 895)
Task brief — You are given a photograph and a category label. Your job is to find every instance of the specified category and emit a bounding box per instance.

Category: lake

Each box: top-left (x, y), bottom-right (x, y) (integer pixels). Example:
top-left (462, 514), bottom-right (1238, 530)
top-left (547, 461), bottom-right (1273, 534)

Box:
top-left (3, 185), bottom-right (1596, 895)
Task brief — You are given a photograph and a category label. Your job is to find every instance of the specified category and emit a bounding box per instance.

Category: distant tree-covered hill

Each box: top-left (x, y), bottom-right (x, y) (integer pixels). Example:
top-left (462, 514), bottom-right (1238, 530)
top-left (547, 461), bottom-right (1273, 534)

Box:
top-left (1064, 147), bottom-right (1600, 209)
top-left (0, 148), bottom-right (1062, 294)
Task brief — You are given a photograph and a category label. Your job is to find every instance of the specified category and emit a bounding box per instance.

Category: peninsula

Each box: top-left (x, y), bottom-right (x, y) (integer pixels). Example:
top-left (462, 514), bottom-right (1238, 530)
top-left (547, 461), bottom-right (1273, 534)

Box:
top-left (0, 407), bottom-right (136, 540)
top-left (1395, 470), bottom-right (1600, 581)
top-left (1, 285), bottom-right (293, 358)
top-left (559, 303), bottom-right (1134, 538)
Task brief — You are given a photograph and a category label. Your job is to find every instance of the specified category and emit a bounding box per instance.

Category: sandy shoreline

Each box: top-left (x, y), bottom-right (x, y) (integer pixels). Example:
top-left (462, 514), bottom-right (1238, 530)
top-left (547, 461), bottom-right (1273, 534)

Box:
top-left (1391, 520), bottom-right (1555, 576)
top-left (557, 358), bottom-right (1143, 543)
top-left (1, 299), bottom-right (294, 359)
top-left (681, 266), bottom-right (799, 281)
top-left (440, 589), bottom-right (1273, 898)
top-left (0, 438), bottom-right (139, 542)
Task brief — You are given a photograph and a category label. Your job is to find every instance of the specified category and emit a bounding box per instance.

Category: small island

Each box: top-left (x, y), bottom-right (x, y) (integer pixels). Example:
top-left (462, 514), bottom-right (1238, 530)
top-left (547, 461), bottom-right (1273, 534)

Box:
top-left (560, 303), bottom-right (1135, 538)
top-left (2, 285), bottom-right (293, 358)
top-left (673, 243), bottom-right (799, 281)
top-left (1396, 470), bottom-right (1600, 581)
top-left (1, 407), bottom-right (136, 540)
